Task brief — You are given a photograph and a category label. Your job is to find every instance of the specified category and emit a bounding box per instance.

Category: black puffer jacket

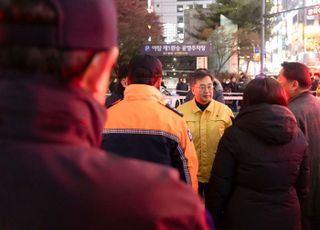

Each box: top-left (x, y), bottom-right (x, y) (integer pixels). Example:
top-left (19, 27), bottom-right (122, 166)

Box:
top-left (205, 104), bottom-right (309, 230)
top-left (105, 82), bottom-right (125, 108)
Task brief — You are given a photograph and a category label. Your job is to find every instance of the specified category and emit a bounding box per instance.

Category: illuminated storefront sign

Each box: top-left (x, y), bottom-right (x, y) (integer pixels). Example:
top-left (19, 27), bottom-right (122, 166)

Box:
top-left (307, 5), bottom-right (320, 16)
top-left (142, 44), bottom-right (211, 56)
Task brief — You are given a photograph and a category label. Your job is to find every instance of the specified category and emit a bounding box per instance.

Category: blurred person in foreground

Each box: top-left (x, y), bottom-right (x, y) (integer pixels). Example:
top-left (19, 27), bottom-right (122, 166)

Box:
top-left (177, 69), bottom-right (233, 197)
top-left (205, 77), bottom-right (309, 230)
top-left (105, 64), bottom-right (128, 108)
top-left (102, 54), bottom-right (199, 191)
top-left (0, 0), bottom-right (210, 229)
top-left (278, 62), bottom-right (320, 230)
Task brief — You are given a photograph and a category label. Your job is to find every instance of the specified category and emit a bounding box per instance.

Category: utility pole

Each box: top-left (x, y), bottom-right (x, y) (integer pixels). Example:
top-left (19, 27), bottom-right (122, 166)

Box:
top-left (260, 0), bottom-right (265, 74)
top-left (302, 0), bottom-right (306, 53)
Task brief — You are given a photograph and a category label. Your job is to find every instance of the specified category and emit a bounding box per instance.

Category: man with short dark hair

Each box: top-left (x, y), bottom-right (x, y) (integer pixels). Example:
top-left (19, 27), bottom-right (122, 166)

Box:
top-left (0, 1), bottom-right (209, 229)
top-left (278, 61), bottom-right (320, 230)
top-left (177, 69), bottom-right (233, 197)
top-left (102, 54), bottom-right (199, 191)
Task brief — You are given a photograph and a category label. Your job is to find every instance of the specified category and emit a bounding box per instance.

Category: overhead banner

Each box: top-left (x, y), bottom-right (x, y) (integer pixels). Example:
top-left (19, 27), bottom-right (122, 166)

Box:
top-left (142, 44), bottom-right (211, 56)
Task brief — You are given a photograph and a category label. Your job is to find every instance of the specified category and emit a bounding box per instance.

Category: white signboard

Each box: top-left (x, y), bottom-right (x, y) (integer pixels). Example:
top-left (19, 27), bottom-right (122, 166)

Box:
top-left (196, 57), bottom-right (208, 69)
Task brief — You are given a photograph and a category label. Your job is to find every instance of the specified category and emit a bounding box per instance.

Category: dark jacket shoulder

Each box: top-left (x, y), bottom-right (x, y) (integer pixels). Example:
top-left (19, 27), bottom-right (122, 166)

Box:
top-left (163, 103), bottom-right (183, 117)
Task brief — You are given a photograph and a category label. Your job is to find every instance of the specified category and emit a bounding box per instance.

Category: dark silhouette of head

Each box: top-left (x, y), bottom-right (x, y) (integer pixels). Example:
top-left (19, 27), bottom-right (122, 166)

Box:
top-left (116, 64), bottom-right (129, 81)
top-left (127, 55), bottom-right (163, 87)
top-left (189, 68), bottom-right (214, 87)
top-left (0, 0), bottom-right (117, 83)
top-left (242, 77), bottom-right (288, 109)
top-left (280, 62), bottom-right (311, 89)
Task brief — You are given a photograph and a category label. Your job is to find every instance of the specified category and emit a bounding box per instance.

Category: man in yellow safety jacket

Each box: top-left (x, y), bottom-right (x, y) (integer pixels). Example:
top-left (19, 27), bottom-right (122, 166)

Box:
top-left (178, 69), bottom-right (234, 197)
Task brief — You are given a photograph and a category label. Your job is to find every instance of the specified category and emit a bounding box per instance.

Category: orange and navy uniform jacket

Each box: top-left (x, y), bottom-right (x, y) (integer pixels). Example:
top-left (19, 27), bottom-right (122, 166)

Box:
top-left (102, 84), bottom-right (199, 191)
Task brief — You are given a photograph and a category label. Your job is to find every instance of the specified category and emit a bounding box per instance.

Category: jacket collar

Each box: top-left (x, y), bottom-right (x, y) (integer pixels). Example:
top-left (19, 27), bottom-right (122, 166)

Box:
top-left (289, 91), bottom-right (312, 103)
top-left (191, 99), bottom-right (214, 113)
top-left (124, 84), bottom-right (166, 104)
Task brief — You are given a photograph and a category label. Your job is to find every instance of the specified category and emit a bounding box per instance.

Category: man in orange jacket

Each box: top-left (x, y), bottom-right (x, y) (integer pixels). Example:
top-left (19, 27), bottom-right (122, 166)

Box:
top-left (103, 54), bottom-right (199, 191)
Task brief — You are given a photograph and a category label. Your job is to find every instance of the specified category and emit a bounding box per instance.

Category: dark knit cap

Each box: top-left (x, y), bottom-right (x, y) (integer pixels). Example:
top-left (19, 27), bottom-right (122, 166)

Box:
top-left (0, 0), bottom-right (117, 50)
top-left (128, 55), bottom-right (163, 80)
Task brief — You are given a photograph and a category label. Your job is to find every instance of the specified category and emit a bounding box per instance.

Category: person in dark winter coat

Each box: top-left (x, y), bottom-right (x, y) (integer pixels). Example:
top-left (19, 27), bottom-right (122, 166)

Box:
top-left (205, 77), bottom-right (309, 230)
top-left (105, 64), bottom-right (128, 108)
top-left (176, 78), bottom-right (189, 96)
top-left (278, 62), bottom-right (320, 230)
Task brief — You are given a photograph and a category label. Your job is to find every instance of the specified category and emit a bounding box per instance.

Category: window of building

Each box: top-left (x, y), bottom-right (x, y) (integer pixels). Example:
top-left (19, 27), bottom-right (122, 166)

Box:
top-left (195, 4), bottom-right (203, 9)
top-left (177, 5), bottom-right (183, 12)
top-left (177, 16), bottom-right (183, 23)
top-left (307, 18), bottom-right (314, 25)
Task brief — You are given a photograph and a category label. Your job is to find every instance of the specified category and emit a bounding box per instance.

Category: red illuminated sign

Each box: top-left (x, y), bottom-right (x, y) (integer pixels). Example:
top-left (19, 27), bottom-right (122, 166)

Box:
top-left (307, 5), bottom-right (320, 16)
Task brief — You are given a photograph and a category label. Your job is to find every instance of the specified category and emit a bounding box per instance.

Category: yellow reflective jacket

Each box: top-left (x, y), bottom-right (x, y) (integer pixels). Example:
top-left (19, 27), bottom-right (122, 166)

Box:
top-left (178, 99), bottom-right (234, 183)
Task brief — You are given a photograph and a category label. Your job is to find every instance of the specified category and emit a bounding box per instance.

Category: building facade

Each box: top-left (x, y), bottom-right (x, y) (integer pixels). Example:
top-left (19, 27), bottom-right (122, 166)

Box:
top-left (150, 0), bottom-right (215, 43)
top-left (266, 0), bottom-right (320, 74)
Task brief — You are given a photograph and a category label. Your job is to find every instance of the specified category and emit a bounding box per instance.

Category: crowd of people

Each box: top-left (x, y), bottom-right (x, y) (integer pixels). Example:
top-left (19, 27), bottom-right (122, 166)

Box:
top-left (106, 57), bottom-right (320, 230)
top-left (1, 0), bottom-right (320, 229)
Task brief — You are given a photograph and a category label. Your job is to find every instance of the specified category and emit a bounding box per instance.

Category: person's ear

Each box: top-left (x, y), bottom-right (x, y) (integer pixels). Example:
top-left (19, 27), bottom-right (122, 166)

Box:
top-left (153, 77), bottom-right (162, 89)
top-left (191, 86), bottom-right (196, 96)
top-left (78, 47), bottom-right (119, 104)
top-left (291, 80), bottom-right (300, 92)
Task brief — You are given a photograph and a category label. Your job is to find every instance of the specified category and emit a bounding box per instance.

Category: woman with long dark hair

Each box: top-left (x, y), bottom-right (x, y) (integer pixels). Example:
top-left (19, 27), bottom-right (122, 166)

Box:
top-left (205, 77), bottom-right (309, 230)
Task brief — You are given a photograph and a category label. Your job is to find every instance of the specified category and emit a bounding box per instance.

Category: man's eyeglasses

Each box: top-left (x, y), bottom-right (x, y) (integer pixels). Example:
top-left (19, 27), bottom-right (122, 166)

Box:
top-left (196, 84), bottom-right (213, 91)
